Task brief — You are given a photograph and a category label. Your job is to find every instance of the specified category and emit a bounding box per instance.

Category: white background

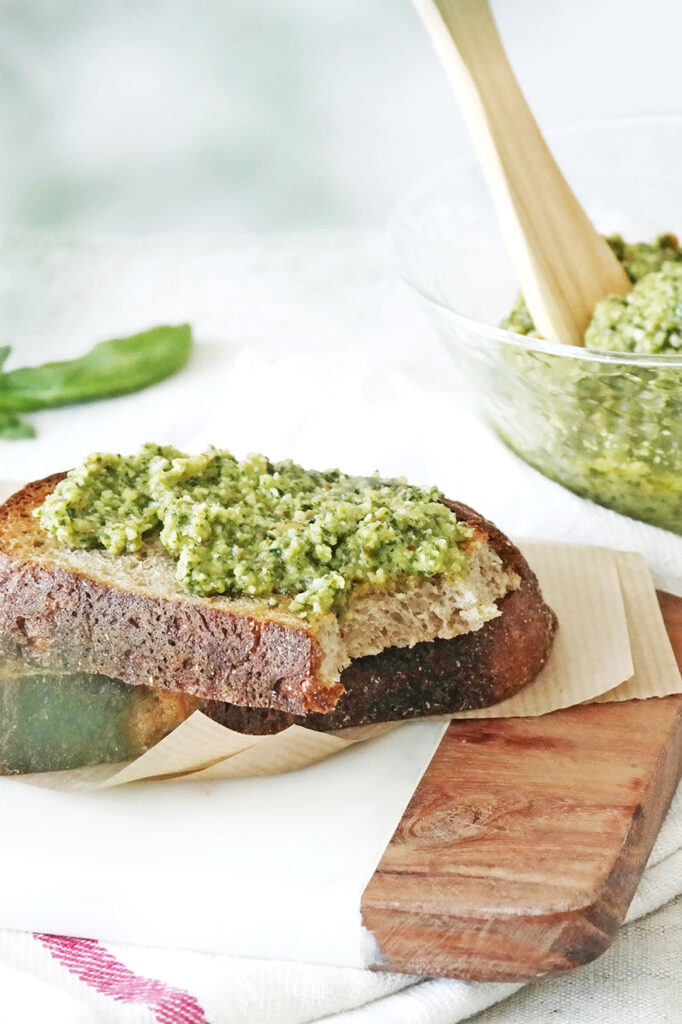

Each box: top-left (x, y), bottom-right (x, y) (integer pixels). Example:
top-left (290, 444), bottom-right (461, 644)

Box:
top-left (1, 0), bottom-right (681, 233)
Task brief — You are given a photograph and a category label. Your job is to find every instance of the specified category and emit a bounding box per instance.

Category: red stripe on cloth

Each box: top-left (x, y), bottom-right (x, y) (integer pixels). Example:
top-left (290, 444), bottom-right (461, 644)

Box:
top-left (35, 933), bottom-right (210, 1024)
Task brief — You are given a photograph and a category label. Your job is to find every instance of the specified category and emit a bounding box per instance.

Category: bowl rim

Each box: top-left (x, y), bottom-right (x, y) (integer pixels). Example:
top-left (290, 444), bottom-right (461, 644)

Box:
top-left (389, 113), bottom-right (682, 369)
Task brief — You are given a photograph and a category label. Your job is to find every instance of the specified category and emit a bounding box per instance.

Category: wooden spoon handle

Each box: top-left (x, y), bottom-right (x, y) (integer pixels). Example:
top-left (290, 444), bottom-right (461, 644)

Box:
top-left (412, 0), bottom-right (631, 346)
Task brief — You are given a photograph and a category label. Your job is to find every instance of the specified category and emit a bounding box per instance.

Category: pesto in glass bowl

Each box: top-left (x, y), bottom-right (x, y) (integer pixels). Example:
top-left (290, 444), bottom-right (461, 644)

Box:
top-left (391, 117), bottom-right (682, 534)
top-left (499, 233), bottom-right (682, 532)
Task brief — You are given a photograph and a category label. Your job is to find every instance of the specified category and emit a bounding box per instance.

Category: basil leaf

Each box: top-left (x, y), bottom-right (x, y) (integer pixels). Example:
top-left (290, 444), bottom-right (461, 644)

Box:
top-left (0, 324), bottom-right (193, 413)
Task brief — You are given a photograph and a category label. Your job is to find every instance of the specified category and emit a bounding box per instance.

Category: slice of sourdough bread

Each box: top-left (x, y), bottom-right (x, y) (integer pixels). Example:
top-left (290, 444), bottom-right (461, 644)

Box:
top-left (0, 476), bottom-right (525, 716)
top-left (0, 510), bottom-right (556, 772)
top-left (0, 500), bottom-right (557, 773)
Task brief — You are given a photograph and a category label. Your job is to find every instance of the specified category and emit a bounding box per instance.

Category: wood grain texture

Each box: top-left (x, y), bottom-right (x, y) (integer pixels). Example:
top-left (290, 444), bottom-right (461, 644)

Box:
top-left (411, 0), bottom-right (631, 345)
top-left (361, 592), bottom-right (682, 981)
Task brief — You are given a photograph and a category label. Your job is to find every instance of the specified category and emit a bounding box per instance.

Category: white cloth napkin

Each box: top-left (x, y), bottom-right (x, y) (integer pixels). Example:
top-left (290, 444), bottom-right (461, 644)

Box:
top-left (0, 230), bottom-right (680, 1021)
top-left (0, 788), bottom-right (679, 1024)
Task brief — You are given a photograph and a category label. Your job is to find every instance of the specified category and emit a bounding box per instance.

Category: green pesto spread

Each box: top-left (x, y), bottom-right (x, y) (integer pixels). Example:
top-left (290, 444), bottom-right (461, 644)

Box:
top-left (503, 233), bottom-right (682, 347)
top-left (499, 233), bottom-right (682, 533)
top-left (585, 261), bottom-right (682, 353)
top-left (36, 446), bottom-right (473, 617)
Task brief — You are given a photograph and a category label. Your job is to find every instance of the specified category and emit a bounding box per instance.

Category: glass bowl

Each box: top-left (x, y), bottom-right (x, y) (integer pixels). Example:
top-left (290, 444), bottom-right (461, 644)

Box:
top-left (390, 116), bottom-right (682, 534)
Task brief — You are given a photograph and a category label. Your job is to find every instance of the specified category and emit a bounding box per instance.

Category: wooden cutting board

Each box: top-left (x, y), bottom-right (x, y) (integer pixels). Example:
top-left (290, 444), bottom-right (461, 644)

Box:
top-left (361, 591), bottom-right (682, 982)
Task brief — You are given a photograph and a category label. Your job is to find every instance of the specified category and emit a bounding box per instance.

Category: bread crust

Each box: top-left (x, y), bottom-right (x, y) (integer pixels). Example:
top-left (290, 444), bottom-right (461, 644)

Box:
top-left (0, 479), bottom-right (555, 720)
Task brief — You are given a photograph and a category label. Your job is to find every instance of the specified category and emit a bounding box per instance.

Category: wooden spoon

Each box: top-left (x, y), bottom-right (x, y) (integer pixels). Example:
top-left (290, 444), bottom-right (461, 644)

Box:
top-left (411, 0), bottom-right (631, 346)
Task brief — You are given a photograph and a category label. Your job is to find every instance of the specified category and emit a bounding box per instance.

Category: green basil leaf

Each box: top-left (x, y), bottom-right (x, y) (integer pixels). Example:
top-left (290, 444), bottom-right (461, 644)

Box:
top-left (0, 324), bottom-right (193, 413)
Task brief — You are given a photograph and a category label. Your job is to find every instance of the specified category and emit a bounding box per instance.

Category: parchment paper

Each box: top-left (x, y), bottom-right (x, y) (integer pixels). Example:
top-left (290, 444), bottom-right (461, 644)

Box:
top-left (448, 542), bottom-right (682, 719)
top-left (595, 551), bottom-right (682, 703)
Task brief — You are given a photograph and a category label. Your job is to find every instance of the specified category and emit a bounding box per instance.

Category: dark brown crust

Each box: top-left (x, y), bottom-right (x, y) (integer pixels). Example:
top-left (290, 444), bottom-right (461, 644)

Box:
top-left (0, 476), bottom-right (342, 716)
top-left (205, 501), bottom-right (558, 732)
top-left (0, 480), bottom-right (556, 724)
